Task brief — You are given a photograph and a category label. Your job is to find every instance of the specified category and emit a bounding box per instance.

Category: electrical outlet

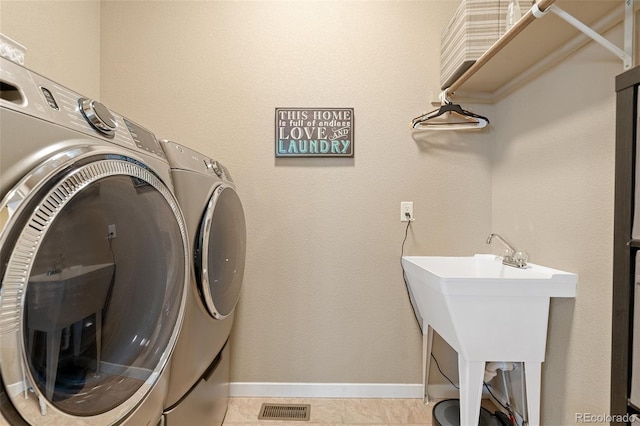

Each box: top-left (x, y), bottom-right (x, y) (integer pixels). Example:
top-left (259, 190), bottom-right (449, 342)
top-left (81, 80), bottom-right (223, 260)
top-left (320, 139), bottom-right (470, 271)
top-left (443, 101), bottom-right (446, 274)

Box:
top-left (400, 201), bottom-right (414, 222)
top-left (108, 224), bottom-right (117, 239)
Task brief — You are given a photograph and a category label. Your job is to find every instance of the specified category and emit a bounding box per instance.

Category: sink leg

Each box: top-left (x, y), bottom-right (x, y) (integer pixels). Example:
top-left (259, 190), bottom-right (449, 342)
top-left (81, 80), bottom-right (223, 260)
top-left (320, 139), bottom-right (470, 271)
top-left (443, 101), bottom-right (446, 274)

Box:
top-left (458, 357), bottom-right (484, 426)
top-left (45, 330), bottom-right (61, 401)
top-left (73, 321), bottom-right (82, 358)
top-left (525, 362), bottom-right (541, 426)
top-left (422, 326), bottom-right (434, 404)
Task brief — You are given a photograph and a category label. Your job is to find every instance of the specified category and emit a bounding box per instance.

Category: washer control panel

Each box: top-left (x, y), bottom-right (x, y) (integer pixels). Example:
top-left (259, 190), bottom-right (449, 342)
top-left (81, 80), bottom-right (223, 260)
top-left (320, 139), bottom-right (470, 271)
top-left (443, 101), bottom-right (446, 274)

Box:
top-left (0, 57), bottom-right (166, 160)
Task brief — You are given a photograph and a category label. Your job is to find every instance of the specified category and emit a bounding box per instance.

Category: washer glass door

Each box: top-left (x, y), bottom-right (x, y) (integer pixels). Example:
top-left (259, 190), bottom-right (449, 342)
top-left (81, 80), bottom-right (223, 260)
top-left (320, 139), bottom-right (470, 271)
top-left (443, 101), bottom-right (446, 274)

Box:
top-left (0, 154), bottom-right (187, 423)
top-left (195, 184), bottom-right (246, 319)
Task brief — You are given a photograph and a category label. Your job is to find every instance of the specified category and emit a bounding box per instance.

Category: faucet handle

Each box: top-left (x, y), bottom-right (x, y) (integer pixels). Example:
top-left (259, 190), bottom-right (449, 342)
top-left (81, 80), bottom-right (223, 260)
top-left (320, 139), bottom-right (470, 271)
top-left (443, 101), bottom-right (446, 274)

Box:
top-left (514, 251), bottom-right (529, 267)
top-left (502, 248), bottom-right (514, 259)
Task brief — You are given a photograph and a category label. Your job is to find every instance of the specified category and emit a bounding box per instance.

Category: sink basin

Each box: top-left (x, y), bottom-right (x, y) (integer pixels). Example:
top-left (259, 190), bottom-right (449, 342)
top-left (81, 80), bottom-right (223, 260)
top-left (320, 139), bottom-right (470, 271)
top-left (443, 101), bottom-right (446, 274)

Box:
top-left (402, 253), bottom-right (577, 359)
top-left (401, 254), bottom-right (577, 426)
top-left (28, 263), bottom-right (115, 330)
top-left (403, 254), bottom-right (577, 297)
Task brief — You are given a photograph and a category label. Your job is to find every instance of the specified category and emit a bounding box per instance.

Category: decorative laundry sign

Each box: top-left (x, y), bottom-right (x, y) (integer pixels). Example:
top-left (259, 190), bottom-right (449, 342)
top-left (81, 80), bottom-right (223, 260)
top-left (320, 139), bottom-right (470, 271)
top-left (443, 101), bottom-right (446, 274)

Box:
top-left (275, 108), bottom-right (354, 158)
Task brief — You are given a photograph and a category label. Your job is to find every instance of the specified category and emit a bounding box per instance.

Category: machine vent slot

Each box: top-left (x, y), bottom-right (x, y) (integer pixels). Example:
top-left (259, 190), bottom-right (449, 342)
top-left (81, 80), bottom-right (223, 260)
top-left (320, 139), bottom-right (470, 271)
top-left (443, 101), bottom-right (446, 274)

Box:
top-left (258, 403), bottom-right (311, 421)
top-left (0, 81), bottom-right (23, 104)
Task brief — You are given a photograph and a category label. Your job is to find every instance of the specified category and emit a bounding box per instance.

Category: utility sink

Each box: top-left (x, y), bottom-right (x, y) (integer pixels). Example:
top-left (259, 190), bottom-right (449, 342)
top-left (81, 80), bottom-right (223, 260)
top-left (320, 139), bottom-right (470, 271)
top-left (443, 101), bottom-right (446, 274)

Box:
top-left (403, 253), bottom-right (576, 296)
top-left (27, 263), bottom-right (114, 402)
top-left (401, 254), bottom-right (577, 426)
top-left (28, 263), bottom-right (115, 329)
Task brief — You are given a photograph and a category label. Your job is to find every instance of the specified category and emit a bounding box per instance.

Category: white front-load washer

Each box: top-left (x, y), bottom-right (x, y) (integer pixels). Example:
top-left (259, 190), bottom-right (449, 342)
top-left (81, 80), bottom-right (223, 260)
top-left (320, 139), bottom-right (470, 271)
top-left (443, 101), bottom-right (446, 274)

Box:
top-left (0, 57), bottom-right (189, 425)
top-left (160, 141), bottom-right (246, 426)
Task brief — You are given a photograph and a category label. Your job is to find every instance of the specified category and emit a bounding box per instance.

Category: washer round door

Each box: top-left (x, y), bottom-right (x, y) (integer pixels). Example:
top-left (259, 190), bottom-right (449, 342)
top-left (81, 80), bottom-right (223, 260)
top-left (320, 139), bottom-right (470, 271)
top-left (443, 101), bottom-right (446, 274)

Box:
top-left (0, 149), bottom-right (189, 424)
top-left (195, 183), bottom-right (246, 319)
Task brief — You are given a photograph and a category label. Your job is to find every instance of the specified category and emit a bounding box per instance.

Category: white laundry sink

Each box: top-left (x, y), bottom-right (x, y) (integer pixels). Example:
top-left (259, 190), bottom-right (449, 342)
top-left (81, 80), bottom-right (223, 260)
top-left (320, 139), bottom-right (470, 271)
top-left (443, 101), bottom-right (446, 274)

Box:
top-left (28, 263), bottom-right (115, 329)
top-left (27, 263), bottom-right (115, 401)
top-left (403, 253), bottom-right (576, 296)
top-left (401, 254), bottom-right (577, 426)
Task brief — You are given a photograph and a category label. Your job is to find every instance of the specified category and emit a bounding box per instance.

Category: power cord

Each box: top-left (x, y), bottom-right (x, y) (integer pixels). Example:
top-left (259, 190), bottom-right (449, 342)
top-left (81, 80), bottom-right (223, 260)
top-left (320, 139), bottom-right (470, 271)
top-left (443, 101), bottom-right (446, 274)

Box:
top-left (430, 352), bottom-right (459, 389)
top-left (102, 231), bottom-right (118, 322)
top-left (483, 381), bottom-right (518, 425)
top-left (400, 212), bottom-right (421, 332)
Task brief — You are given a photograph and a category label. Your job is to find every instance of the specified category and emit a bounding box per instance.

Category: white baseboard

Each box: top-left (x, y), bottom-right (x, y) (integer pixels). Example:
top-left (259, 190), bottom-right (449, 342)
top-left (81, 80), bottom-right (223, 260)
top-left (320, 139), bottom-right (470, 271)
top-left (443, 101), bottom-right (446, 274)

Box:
top-left (229, 382), bottom-right (423, 399)
top-left (426, 383), bottom-right (491, 400)
top-left (6, 380), bottom-right (26, 398)
top-left (426, 383), bottom-right (459, 400)
top-left (229, 382), bottom-right (486, 400)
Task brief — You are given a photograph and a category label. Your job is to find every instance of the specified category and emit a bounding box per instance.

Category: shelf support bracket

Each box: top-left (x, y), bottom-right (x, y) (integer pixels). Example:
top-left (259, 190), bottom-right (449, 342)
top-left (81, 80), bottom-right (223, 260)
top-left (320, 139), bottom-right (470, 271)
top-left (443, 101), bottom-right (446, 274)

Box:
top-left (624, 0), bottom-right (635, 69)
top-left (533, 1), bottom-right (634, 70)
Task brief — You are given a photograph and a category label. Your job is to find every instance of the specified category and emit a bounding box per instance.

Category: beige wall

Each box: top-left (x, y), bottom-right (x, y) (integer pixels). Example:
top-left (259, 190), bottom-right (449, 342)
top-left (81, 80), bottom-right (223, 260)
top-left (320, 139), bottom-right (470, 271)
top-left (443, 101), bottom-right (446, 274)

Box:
top-left (490, 26), bottom-right (621, 423)
top-left (0, 0), bottom-right (101, 98)
top-left (99, 0), bottom-right (493, 386)
top-left (1, 0), bottom-right (621, 423)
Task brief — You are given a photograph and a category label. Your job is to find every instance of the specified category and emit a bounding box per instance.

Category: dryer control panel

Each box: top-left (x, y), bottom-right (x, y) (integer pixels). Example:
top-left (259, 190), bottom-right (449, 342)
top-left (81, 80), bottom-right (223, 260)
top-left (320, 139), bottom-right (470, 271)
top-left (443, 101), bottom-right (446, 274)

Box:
top-left (0, 57), bottom-right (166, 160)
top-left (160, 139), bottom-right (232, 182)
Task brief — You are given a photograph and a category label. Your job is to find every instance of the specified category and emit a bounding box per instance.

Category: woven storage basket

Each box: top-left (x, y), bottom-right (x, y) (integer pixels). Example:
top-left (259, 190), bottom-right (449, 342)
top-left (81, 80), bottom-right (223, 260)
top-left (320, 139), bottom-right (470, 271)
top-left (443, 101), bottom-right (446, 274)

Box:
top-left (440, 0), bottom-right (508, 90)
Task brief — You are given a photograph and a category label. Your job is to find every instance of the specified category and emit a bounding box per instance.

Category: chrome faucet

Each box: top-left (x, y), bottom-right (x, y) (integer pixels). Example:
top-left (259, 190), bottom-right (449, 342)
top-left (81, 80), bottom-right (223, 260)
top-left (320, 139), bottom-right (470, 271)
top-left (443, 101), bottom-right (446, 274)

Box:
top-left (486, 233), bottom-right (528, 268)
top-left (46, 254), bottom-right (65, 276)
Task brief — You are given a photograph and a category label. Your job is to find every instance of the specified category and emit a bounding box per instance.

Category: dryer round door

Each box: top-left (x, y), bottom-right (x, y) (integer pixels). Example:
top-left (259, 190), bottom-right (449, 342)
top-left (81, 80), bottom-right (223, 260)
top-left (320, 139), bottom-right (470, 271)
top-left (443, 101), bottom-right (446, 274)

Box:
top-left (0, 149), bottom-right (188, 425)
top-left (195, 183), bottom-right (246, 319)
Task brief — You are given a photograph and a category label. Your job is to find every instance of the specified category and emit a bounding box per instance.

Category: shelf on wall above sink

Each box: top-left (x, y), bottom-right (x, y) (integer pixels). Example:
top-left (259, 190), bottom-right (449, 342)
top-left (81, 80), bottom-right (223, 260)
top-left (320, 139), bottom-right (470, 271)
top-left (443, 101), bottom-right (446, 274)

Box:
top-left (446, 0), bottom-right (626, 103)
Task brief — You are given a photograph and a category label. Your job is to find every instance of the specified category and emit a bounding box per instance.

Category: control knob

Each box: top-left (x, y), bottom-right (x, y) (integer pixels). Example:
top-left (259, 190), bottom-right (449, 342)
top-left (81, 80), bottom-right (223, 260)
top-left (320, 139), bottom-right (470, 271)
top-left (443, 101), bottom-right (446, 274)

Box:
top-left (79, 98), bottom-right (117, 138)
top-left (206, 159), bottom-right (223, 177)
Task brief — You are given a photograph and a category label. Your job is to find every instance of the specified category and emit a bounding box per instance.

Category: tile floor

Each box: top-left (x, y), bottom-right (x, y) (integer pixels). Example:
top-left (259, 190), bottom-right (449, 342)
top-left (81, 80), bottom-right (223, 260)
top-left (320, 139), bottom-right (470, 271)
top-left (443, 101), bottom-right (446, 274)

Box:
top-left (223, 397), bottom-right (498, 425)
top-left (223, 398), bottom-right (433, 425)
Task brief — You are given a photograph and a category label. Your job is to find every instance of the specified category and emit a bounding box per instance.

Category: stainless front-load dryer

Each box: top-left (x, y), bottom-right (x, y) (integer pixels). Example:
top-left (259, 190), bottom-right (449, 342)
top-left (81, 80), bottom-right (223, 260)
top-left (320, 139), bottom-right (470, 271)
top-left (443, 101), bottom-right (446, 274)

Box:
top-left (0, 57), bottom-right (189, 425)
top-left (161, 141), bottom-right (246, 426)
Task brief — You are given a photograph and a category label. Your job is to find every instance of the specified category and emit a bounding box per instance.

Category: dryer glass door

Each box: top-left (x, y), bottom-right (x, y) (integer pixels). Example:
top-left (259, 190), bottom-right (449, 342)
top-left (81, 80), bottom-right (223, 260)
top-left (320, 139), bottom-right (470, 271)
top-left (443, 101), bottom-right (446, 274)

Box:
top-left (195, 184), bottom-right (246, 319)
top-left (0, 154), bottom-right (187, 423)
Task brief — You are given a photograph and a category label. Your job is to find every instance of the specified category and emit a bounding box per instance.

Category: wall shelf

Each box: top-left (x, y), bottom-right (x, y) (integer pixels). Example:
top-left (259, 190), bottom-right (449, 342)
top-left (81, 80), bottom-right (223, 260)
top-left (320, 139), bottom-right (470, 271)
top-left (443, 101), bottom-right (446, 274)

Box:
top-left (446, 0), bottom-right (627, 103)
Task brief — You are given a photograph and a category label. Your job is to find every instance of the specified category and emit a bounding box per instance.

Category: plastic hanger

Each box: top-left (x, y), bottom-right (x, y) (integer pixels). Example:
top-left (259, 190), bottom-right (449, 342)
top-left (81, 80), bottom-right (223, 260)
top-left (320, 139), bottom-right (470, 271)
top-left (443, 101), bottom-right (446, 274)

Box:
top-left (411, 92), bottom-right (490, 131)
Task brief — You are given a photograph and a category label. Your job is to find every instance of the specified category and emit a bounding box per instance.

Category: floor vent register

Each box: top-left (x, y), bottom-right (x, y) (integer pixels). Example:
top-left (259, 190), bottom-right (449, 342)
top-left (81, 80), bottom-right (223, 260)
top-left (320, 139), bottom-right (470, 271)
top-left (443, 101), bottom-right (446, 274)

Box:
top-left (258, 403), bottom-right (311, 421)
